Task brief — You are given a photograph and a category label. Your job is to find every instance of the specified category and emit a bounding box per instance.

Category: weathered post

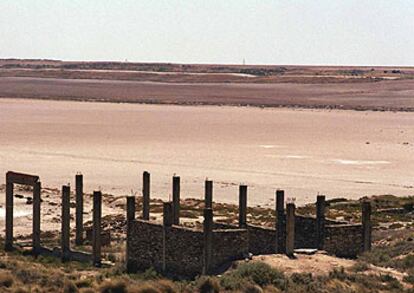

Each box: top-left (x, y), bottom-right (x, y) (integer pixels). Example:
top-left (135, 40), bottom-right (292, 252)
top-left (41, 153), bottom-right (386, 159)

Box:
top-left (276, 189), bottom-right (286, 253)
top-left (162, 202), bottom-right (173, 272)
top-left (203, 208), bottom-right (213, 275)
top-left (163, 202), bottom-right (174, 227)
top-left (92, 191), bottom-right (102, 267)
top-left (142, 171), bottom-right (150, 220)
top-left (172, 175), bottom-right (180, 225)
top-left (5, 178), bottom-right (13, 251)
top-left (33, 181), bottom-right (41, 254)
top-left (362, 201), bottom-right (372, 252)
top-left (126, 196), bottom-right (136, 273)
top-left (286, 203), bottom-right (295, 257)
top-left (75, 174), bottom-right (83, 245)
top-left (205, 180), bottom-right (213, 209)
top-left (316, 195), bottom-right (326, 250)
top-left (239, 185), bottom-right (247, 228)
top-left (126, 196), bottom-right (136, 224)
top-left (61, 185), bottom-right (71, 261)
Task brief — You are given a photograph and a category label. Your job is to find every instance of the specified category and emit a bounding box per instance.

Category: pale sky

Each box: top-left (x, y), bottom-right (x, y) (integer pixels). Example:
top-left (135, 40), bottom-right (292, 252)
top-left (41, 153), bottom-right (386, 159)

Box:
top-left (1, 0), bottom-right (413, 66)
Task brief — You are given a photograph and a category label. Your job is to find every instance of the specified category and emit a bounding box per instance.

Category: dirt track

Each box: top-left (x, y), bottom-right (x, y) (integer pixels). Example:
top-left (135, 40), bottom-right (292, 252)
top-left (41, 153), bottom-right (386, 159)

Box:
top-left (1, 77), bottom-right (414, 111)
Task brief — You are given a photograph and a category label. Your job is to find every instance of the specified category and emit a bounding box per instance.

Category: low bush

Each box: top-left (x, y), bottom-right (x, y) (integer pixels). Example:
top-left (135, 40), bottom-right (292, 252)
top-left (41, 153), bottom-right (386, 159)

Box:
top-left (221, 262), bottom-right (286, 290)
top-left (196, 276), bottom-right (221, 293)
top-left (0, 271), bottom-right (14, 288)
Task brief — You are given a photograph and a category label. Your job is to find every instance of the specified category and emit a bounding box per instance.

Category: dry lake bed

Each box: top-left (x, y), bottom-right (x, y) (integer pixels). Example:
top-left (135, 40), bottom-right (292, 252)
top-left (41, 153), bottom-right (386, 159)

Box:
top-left (0, 98), bottom-right (413, 208)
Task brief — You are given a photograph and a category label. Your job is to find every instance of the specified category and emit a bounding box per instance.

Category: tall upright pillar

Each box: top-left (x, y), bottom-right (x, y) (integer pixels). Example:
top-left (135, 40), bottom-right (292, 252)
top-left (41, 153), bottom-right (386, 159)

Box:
top-left (362, 201), bottom-right (372, 252)
top-left (205, 180), bottom-right (213, 209)
top-left (162, 202), bottom-right (173, 272)
top-left (126, 196), bottom-right (136, 224)
top-left (203, 208), bottom-right (213, 275)
top-left (75, 174), bottom-right (83, 245)
top-left (142, 171), bottom-right (150, 220)
top-left (172, 175), bottom-right (180, 225)
top-left (5, 180), bottom-right (13, 251)
top-left (239, 185), bottom-right (247, 228)
top-left (92, 191), bottom-right (102, 267)
top-left (286, 203), bottom-right (295, 257)
top-left (126, 196), bottom-right (136, 273)
top-left (316, 195), bottom-right (326, 250)
top-left (33, 181), bottom-right (41, 254)
top-left (163, 202), bottom-right (173, 227)
top-left (61, 185), bottom-right (71, 261)
top-left (276, 189), bottom-right (286, 253)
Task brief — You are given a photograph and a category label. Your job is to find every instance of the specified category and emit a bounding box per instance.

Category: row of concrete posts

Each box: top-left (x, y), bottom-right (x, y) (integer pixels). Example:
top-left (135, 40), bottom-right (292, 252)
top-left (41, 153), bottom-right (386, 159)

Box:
top-left (4, 172), bottom-right (103, 267)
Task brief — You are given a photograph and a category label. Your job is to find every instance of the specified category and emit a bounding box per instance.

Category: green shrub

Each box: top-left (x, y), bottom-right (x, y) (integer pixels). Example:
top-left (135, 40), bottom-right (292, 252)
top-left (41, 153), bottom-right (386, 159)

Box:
top-left (350, 261), bottom-right (369, 272)
top-left (221, 262), bottom-right (286, 290)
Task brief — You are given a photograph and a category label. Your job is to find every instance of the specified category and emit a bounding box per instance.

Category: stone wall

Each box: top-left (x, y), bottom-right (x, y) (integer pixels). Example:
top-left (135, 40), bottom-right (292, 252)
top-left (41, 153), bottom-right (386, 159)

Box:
top-left (247, 224), bottom-right (277, 255)
top-left (165, 226), bottom-right (204, 277)
top-left (324, 224), bottom-right (363, 258)
top-left (128, 220), bottom-right (164, 271)
top-left (295, 215), bottom-right (318, 248)
top-left (128, 220), bottom-right (249, 277)
top-left (212, 228), bottom-right (249, 271)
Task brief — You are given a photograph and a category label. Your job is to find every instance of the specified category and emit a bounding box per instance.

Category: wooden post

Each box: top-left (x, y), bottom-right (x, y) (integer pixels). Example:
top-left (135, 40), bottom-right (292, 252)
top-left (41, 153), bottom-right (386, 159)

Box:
top-left (92, 191), bottom-right (102, 267)
top-left (32, 181), bottom-right (41, 254)
top-left (239, 185), bottom-right (247, 228)
top-left (276, 189), bottom-right (286, 253)
top-left (203, 208), bottom-right (213, 275)
top-left (61, 185), bottom-right (70, 261)
top-left (142, 171), bottom-right (150, 220)
top-left (316, 195), bottom-right (326, 250)
top-left (75, 174), bottom-right (83, 245)
top-left (286, 203), bottom-right (295, 257)
top-left (172, 176), bottom-right (180, 225)
top-left (205, 180), bottom-right (213, 209)
top-left (5, 180), bottom-right (13, 251)
top-left (362, 201), bottom-right (372, 252)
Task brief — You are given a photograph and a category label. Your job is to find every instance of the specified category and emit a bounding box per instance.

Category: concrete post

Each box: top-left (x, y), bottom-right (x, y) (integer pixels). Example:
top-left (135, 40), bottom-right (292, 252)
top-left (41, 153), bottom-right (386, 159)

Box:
top-left (362, 201), bottom-right (372, 252)
top-left (5, 180), bottom-right (13, 251)
top-left (239, 185), bottom-right (247, 228)
top-left (205, 180), bottom-right (213, 209)
top-left (162, 202), bottom-right (173, 272)
top-left (92, 191), bottom-right (102, 267)
top-left (172, 176), bottom-right (180, 225)
top-left (163, 202), bottom-right (174, 227)
top-left (75, 174), bottom-right (83, 245)
top-left (316, 195), bottom-right (326, 250)
top-left (61, 185), bottom-right (70, 261)
top-left (33, 181), bottom-right (41, 254)
top-left (276, 189), bottom-right (286, 254)
top-left (142, 171), bottom-right (150, 220)
top-left (203, 208), bottom-right (213, 275)
top-left (126, 196), bottom-right (136, 273)
top-left (286, 203), bottom-right (295, 257)
top-left (126, 196), bottom-right (136, 224)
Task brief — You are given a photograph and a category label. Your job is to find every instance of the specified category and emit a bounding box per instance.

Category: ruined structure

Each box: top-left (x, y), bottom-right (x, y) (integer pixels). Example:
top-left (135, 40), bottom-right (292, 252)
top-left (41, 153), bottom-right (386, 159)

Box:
top-left (4, 170), bottom-right (373, 276)
top-left (126, 171), bottom-right (373, 277)
top-left (4, 171), bottom-right (102, 266)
